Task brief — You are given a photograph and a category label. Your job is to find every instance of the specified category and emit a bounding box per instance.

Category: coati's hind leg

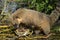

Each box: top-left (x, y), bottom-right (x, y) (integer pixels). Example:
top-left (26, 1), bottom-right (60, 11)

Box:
top-left (41, 26), bottom-right (50, 35)
top-left (40, 21), bottom-right (50, 35)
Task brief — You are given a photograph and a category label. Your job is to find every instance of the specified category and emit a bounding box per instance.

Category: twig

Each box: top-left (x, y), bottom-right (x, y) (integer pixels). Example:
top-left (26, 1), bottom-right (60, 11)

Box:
top-left (1, 0), bottom-right (7, 15)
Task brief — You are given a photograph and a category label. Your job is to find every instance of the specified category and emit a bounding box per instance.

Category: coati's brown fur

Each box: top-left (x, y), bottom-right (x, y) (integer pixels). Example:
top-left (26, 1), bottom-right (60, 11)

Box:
top-left (9, 8), bottom-right (50, 35)
top-left (9, 4), bottom-right (60, 35)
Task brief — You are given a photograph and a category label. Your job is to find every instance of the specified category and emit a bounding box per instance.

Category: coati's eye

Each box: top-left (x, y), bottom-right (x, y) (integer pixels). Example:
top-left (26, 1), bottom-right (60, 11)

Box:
top-left (15, 16), bottom-right (19, 18)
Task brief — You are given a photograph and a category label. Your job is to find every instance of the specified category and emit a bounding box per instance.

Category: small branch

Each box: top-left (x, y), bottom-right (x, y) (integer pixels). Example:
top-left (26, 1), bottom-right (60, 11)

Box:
top-left (1, 0), bottom-right (7, 15)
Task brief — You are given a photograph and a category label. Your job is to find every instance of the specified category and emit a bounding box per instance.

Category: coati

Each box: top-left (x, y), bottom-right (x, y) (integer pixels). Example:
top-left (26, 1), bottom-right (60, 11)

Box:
top-left (8, 4), bottom-right (60, 35)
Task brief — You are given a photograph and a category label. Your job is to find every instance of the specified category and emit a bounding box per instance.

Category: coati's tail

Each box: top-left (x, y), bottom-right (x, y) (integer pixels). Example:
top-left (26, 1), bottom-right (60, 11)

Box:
top-left (50, 3), bottom-right (60, 26)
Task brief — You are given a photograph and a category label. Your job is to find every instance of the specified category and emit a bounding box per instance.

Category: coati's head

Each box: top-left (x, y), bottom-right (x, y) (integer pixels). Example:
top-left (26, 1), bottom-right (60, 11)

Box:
top-left (7, 15), bottom-right (23, 26)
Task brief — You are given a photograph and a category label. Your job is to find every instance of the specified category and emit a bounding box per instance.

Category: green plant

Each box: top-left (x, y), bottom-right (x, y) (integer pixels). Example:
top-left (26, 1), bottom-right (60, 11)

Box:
top-left (14, 0), bottom-right (56, 14)
top-left (29, 0), bottom-right (56, 14)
